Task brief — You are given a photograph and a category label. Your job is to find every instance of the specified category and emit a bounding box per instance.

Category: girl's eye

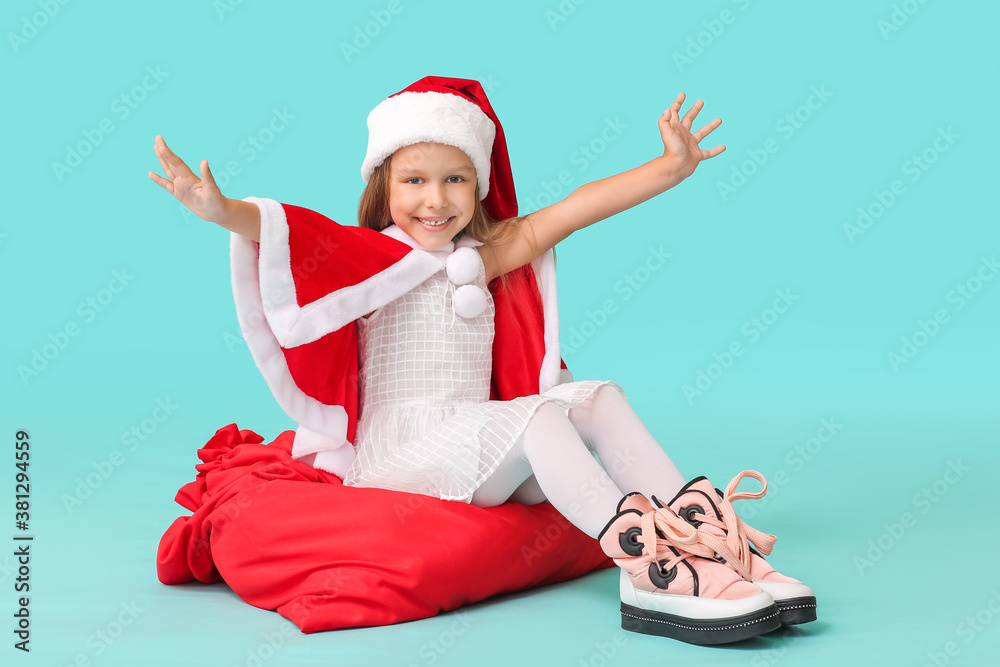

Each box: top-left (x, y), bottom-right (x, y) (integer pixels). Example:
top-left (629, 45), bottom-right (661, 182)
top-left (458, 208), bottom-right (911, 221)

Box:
top-left (405, 177), bottom-right (464, 184)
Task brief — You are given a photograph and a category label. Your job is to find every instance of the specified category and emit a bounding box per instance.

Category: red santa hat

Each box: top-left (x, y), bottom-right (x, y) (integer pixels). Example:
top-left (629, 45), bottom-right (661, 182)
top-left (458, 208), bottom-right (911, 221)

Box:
top-left (361, 75), bottom-right (517, 221)
top-left (229, 76), bottom-right (569, 479)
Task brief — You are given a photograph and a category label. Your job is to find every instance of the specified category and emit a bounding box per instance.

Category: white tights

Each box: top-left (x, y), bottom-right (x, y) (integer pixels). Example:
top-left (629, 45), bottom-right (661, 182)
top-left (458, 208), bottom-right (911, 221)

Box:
top-left (469, 385), bottom-right (687, 539)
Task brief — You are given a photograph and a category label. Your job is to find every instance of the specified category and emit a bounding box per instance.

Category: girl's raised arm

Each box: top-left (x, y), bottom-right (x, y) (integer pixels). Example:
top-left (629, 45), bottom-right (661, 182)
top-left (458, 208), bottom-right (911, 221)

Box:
top-left (485, 93), bottom-right (724, 281)
top-left (148, 135), bottom-right (261, 243)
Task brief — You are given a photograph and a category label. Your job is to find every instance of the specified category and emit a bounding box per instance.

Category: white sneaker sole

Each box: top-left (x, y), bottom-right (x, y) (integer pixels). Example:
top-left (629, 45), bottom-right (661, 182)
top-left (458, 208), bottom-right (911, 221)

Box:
top-left (751, 580), bottom-right (817, 625)
top-left (618, 569), bottom-right (781, 645)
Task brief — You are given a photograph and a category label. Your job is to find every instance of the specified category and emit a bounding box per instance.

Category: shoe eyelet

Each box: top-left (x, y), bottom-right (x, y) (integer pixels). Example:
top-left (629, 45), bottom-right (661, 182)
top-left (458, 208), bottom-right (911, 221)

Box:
top-left (648, 561), bottom-right (677, 589)
top-left (681, 504), bottom-right (704, 527)
top-left (619, 526), bottom-right (643, 557)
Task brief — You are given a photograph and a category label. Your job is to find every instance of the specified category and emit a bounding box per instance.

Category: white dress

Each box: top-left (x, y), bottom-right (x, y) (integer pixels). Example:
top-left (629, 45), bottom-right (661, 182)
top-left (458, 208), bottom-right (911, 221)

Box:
top-left (340, 248), bottom-right (625, 503)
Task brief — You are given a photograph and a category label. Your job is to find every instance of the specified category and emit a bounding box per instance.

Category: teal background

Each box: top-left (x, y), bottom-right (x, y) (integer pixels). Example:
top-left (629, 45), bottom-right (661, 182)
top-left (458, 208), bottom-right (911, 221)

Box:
top-left (2, 0), bottom-right (999, 664)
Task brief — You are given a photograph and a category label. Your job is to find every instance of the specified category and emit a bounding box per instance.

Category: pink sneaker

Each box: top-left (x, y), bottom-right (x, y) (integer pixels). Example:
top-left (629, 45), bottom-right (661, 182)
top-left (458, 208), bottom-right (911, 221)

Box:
top-left (598, 491), bottom-right (780, 644)
top-left (652, 471), bottom-right (817, 625)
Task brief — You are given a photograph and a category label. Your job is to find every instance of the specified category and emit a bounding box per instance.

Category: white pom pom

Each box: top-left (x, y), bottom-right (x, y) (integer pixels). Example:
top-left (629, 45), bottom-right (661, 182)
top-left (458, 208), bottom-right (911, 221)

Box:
top-left (446, 247), bottom-right (480, 285)
top-left (453, 284), bottom-right (488, 319)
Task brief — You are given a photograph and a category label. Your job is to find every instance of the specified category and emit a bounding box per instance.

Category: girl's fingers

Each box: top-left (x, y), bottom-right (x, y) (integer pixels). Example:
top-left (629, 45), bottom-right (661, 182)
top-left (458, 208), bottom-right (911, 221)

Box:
top-left (199, 159), bottom-right (218, 193)
top-left (156, 134), bottom-right (174, 155)
top-left (692, 117), bottom-right (722, 142)
top-left (670, 92), bottom-right (686, 113)
top-left (148, 170), bottom-right (174, 194)
top-left (154, 144), bottom-right (175, 180)
top-left (681, 99), bottom-right (704, 129)
top-left (154, 136), bottom-right (180, 179)
top-left (701, 144), bottom-right (726, 159)
top-left (663, 93), bottom-right (685, 121)
top-left (157, 135), bottom-right (195, 179)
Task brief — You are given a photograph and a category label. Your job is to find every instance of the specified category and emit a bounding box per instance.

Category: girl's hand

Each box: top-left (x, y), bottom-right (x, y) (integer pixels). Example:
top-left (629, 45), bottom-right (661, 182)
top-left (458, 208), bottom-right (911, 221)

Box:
top-left (658, 93), bottom-right (726, 182)
top-left (147, 135), bottom-right (228, 222)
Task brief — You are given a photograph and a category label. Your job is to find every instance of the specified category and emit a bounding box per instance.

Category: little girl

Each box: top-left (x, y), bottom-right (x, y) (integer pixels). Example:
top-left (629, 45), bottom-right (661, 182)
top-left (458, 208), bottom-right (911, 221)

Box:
top-left (149, 76), bottom-right (815, 645)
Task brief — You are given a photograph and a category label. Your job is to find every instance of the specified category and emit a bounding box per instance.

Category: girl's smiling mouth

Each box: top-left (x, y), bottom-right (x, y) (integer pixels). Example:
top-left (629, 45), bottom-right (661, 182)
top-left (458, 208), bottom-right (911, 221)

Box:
top-left (415, 216), bottom-right (454, 231)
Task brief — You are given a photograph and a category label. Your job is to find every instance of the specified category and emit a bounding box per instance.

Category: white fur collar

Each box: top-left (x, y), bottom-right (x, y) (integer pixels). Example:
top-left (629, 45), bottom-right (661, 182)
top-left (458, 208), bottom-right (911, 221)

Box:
top-left (381, 223), bottom-right (483, 258)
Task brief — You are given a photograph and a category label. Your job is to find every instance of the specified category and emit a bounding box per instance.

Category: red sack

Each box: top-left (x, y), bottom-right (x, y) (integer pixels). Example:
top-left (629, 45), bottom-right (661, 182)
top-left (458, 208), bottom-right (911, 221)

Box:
top-left (157, 424), bottom-right (613, 632)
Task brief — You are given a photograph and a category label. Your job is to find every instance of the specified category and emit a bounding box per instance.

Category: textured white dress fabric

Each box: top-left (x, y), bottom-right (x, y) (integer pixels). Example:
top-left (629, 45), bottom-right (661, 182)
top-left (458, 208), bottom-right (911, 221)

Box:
top-left (340, 248), bottom-right (624, 503)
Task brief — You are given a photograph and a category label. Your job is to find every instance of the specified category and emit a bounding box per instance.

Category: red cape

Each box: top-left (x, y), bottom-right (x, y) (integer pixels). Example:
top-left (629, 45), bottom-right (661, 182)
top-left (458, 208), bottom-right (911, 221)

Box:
top-left (230, 197), bottom-right (571, 476)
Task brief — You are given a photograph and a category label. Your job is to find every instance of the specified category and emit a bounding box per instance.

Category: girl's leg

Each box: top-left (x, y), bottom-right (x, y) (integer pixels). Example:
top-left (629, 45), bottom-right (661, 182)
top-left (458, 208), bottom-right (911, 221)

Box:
top-left (482, 385), bottom-right (686, 505)
top-left (471, 402), bottom-right (626, 539)
top-left (469, 440), bottom-right (534, 507)
top-left (509, 475), bottom-right (546, 505)
top-left (567, 384), bottom-right (687, 502)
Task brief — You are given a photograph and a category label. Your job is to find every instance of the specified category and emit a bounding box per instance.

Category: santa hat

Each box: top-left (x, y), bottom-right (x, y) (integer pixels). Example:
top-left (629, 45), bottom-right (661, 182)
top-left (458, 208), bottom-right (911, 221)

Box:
top-left (229, 77), bottom-right (569, 479)
top-left (360, 76), bottom-right (518, 221)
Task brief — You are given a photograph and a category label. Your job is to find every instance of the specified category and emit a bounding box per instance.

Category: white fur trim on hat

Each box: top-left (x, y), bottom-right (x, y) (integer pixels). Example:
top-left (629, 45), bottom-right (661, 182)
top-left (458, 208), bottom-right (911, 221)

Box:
top-left (361, 90), bottom-right (495, 200)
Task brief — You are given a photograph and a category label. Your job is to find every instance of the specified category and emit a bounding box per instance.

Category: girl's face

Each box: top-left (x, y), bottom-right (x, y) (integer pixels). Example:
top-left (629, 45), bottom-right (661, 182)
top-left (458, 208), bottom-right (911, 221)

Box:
top-left (388, 142), bottom-right (478, 250)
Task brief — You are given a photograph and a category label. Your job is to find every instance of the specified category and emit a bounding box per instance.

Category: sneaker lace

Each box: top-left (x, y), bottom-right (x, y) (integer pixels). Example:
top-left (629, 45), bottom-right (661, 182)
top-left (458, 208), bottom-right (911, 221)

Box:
top-left (690, 470), bottom-right (778, 578)
top-left (639, 505), bottom-right (730, 572)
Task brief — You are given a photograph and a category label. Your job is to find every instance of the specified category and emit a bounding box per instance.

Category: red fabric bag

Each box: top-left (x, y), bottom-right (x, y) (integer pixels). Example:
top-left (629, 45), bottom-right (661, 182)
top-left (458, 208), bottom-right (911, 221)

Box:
top-left (157, 424), bottom-right (613, 632)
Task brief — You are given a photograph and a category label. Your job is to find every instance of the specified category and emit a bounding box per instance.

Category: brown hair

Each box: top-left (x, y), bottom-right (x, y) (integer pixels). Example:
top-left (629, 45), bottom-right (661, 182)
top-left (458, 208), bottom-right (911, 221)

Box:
top-left (357, 153), bottom-right (543, 298)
